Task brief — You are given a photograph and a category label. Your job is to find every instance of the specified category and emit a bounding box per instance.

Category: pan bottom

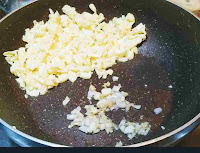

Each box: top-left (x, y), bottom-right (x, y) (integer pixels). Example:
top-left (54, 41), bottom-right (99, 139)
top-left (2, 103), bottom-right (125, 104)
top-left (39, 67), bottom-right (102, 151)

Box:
top-left (14, 55), bottom-right (173, 147)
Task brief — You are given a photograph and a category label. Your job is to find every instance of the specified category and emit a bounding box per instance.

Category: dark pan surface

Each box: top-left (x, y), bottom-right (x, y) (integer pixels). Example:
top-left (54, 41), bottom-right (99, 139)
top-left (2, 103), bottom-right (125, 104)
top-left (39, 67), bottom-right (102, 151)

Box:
top-left (0, 0), bottom-right (200, 147)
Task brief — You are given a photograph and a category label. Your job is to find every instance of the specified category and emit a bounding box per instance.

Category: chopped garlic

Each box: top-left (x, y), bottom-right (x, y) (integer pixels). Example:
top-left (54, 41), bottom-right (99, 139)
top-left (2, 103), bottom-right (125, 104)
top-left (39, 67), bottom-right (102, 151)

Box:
top-left (87, 84), bottom-right (134, 112)
top-left (68, 83), bottom-right (145, 135)
top-left (154, 107), bottom-right (162, 115)
top-left (115, 141), bottom-right (123, 147)
top-left (62, 96), bottom-right (70, 106)
top-left (161, 126), bottom-right (165, 130)
top-left (168, 85), bottom-right (173, 89)
top-left (119, 119), bottom-right (151, 140)
top-left (133, 105), bottom-right (141, 110)
top-left (3, 4), bottom-right (147, 97)
top-left (67, 106), bottom-right (117, 134)
top-left (112, 76), bottom-right (119, 82)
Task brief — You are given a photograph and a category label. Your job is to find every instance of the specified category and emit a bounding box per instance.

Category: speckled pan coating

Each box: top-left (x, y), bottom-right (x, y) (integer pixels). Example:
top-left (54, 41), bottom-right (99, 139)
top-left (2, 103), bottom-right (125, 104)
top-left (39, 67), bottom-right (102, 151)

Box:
top-left (0, 0), bottom-right (200, 147)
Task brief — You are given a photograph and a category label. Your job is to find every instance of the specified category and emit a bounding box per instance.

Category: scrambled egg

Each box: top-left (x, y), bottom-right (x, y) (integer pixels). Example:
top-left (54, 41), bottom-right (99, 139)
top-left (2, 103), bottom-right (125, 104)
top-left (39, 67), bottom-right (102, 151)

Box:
top-left (3, 4), bottom-right (147, 97)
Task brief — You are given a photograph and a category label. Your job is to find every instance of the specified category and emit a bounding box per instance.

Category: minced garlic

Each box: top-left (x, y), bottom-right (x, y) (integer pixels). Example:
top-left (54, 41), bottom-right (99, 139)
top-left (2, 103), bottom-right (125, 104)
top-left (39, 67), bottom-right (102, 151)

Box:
top-left (119, 119), bottom-right (151, 140)
top-left (67, 84), bottom-right (151, 136)
top-left (67, 106), bottom-right (117, 134)
top-left (87, 84), bottom-right (134, 112)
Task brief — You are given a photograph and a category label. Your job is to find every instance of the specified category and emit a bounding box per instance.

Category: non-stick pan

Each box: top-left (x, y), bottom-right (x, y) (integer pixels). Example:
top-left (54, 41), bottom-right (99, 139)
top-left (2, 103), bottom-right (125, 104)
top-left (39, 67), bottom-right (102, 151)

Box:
top-left (0, 0), bottom-right (200, 147)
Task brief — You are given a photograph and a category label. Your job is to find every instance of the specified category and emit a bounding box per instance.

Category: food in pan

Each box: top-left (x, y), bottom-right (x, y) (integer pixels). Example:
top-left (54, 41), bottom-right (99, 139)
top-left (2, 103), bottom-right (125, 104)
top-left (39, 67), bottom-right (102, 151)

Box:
top-left (118, 119), bottom-right (151, 140)
top-left (62, 96), bottom-right (70, 106)
top-left (3, 3), bottom-right (152, 144)
top-left (115, 141), bottom-right (123, 147)
top-left (67, 105), bottom-right (117, 134)
top-left (67, 84), bottom-right (151, 138)
top-left (87, 84), bottom-right (133, 112)
top-left (3, 4), bottom-right (147, 97)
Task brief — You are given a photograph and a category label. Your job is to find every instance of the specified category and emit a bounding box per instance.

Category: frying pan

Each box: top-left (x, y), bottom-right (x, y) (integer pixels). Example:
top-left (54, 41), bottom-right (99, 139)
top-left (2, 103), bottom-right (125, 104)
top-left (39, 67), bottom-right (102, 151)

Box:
top-left (0, 0), bottom-right (200, 147)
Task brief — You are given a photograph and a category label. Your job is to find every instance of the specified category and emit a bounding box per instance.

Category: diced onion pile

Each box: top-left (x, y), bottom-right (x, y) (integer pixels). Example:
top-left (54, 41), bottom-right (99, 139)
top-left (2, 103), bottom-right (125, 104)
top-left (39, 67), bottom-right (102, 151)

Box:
top-left (67, 105), bottom-right (117, 134)
top-left (67, 84), bottom-right (151, 139)
top-left (87, 84), bottom-right (134, 112)
top-left (119, 119), bottom-right (151, 140)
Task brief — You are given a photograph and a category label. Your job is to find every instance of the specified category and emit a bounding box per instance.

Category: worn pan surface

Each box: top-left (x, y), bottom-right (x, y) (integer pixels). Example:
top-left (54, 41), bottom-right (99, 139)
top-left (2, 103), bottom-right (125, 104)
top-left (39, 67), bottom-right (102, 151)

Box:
top-left (0, 0), bottom-right (200, 147)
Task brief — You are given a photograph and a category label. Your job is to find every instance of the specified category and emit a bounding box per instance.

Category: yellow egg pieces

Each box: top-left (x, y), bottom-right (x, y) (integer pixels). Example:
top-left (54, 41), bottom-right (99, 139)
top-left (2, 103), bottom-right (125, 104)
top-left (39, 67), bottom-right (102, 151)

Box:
top-left (3, 4), bottom-right (146, 97)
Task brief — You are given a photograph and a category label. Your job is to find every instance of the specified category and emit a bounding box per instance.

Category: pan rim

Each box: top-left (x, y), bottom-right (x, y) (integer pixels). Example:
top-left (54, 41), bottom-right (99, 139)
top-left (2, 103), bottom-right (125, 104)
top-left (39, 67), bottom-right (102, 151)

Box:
top-left (0, 0), bottom-right (200, 147)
